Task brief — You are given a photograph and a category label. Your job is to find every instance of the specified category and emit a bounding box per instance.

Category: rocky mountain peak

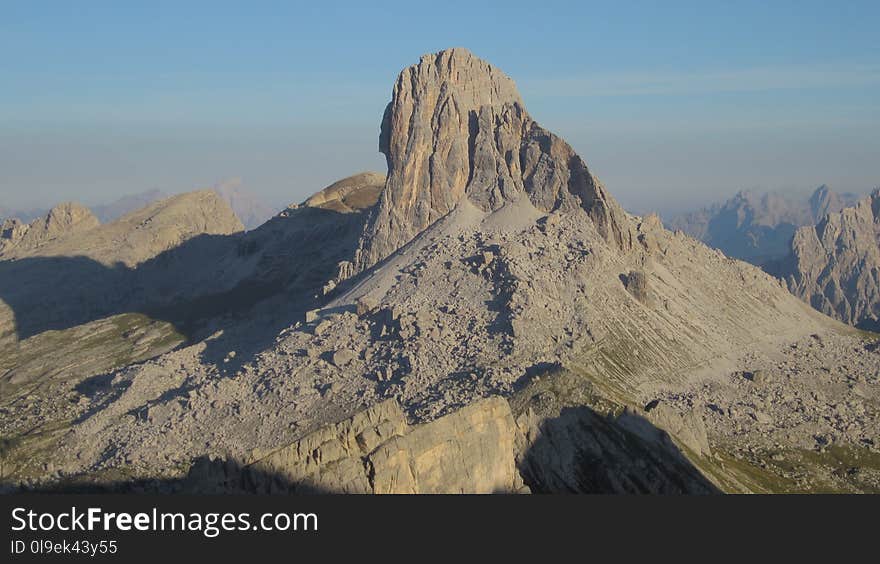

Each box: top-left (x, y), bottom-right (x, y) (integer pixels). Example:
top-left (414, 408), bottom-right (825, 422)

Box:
top-left (211, 178), bottom-right (277, 230)
top-left (779, 189), bottom-right (880, 329)
top-left (38, 201), bottom-right (98, 231)
top-left (0, 202), bottom-right (99, 256)
top-left (809, 184), bottom-right (839, 221)
top-left (378, 48), bottom-right (523, 161)
top-left (1, 190), bottom-right (242, 267)
top-left (355, 48), bottom-right (633, 270)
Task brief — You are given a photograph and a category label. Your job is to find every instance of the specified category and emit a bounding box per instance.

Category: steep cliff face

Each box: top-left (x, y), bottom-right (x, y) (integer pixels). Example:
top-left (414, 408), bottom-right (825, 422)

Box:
top-left (356, 48), bottom-right (632, 270)
top-left (186, 397), bottom-right (525, 494)
top-left (809, 184), bottom-right (856, 220)
top-left (779, 190), bottom-right (880, 330)
top-left (185, 394), bottom-right (715, 494)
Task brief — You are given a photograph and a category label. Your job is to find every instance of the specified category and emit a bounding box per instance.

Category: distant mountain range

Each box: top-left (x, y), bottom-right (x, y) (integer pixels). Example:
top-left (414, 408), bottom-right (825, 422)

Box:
top-left (669, 184), bottom-right (880, 330)
top-left (2, 191), bottom-right (170, 226)
top-left (769, 189), bottom-right (880, 331)
top-left (210, 178), bottom-right (278, 230)
top-left (91, 189), bottom-right (168, 223)
top-left (667, 185), bottom-right (861, 265)
top-left (0, 205), bottom-right (48, 224)
top-left (3, 181), bottom-right (279, 232)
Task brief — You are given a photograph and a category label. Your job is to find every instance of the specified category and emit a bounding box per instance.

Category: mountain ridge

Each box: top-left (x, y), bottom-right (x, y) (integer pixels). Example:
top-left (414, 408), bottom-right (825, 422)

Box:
top-left (773, 188), bottom-right (880, 330)
top-left (2, 49), bottom-right (878, 493)
top-left (667, 185), bottom-right (861, 265)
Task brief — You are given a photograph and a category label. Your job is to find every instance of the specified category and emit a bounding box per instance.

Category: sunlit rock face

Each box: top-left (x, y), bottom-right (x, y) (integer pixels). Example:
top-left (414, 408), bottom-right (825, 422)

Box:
top-left (356, 48), bottom-right (632, 271)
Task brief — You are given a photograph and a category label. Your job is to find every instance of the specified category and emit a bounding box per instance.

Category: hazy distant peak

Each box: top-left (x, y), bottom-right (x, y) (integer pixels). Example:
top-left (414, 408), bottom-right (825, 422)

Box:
top-left (805, 183), bottom-right (861, 222)
top-left (92, 189), bottom-right (167, 223)
top-left (210, 178), bottom-right (277, 230)
top-left (0, 205), bottom-right (50, 224)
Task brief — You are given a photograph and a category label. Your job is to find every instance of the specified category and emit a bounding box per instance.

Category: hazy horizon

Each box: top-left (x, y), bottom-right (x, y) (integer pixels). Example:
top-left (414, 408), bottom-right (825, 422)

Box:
top-left (3, 1), bottom-right (878, 217)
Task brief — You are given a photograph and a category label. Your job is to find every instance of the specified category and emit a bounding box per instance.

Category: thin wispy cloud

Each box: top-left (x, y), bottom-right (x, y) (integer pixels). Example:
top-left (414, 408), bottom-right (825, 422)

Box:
top-left (524, 63), bottom-right (880, 97)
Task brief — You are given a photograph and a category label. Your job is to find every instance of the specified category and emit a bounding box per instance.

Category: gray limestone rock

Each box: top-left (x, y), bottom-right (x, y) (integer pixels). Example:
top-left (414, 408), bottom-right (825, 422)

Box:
top-left (777, 189), bottom-right (880, 330)
top-left (354, 48), bottom-right (633, 272)
top-left (189, 397), bottom-right (522, 494)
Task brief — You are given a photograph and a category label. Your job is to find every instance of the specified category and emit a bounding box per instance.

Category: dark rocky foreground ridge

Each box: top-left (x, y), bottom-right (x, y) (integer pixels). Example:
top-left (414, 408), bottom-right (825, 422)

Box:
top-left (2, 49), bottom-right (879, 494)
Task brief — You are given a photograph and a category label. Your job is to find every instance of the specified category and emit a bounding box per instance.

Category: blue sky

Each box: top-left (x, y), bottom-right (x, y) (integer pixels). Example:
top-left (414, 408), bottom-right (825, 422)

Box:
top-left (1, 0), bottom-right (878, 215)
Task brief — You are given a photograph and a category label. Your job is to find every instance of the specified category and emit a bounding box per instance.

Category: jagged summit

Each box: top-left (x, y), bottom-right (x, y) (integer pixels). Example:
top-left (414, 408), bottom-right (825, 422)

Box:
top-left (0, 202), bottom-right (98, 256)
top-left (807, 184), bottom-right (861, 222)
top-left (779, 189), bottom-right (880, 329)
top-left (355, 48), bottom-right (632, 270)
top-left (667, 185), bottom-right (863, 265)
top-left (809, 184), bottom-right (834, 219)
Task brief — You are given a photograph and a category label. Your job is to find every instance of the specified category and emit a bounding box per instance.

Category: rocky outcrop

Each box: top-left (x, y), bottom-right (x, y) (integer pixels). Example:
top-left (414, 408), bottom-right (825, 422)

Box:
top-left (185, 387), bottom-right (721, 495)
top-left (0, 202), bottom-right (99, 256)
top-left (0, 191), bottom-right (244, 347)
top-left (187, 397), bottom-right (525, 494)
top-left (0, 191), bottom-right (243, 266)
top-left (510, 370), bottom-right (718, 494)
top-left (0, 218), bottom-right (28, 249)
top-left (184, 391), bottom-right (723, 494)
top-left (355, 48), bottom-right (632, 271)
top-left (244, 399), bottom-right (408, 493)
top-left (777, 189), bottom-right (880, 329)
top-left (640, 400), bottom-right (710, 457)
top-left (515, 406), bottom-right (718, 494)
top-left (301, 172), bottom-right (385, 213)
top-left (622, 269), bottom-right (652, 306)
top-left (369, 397), bottom-right (520, 493)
